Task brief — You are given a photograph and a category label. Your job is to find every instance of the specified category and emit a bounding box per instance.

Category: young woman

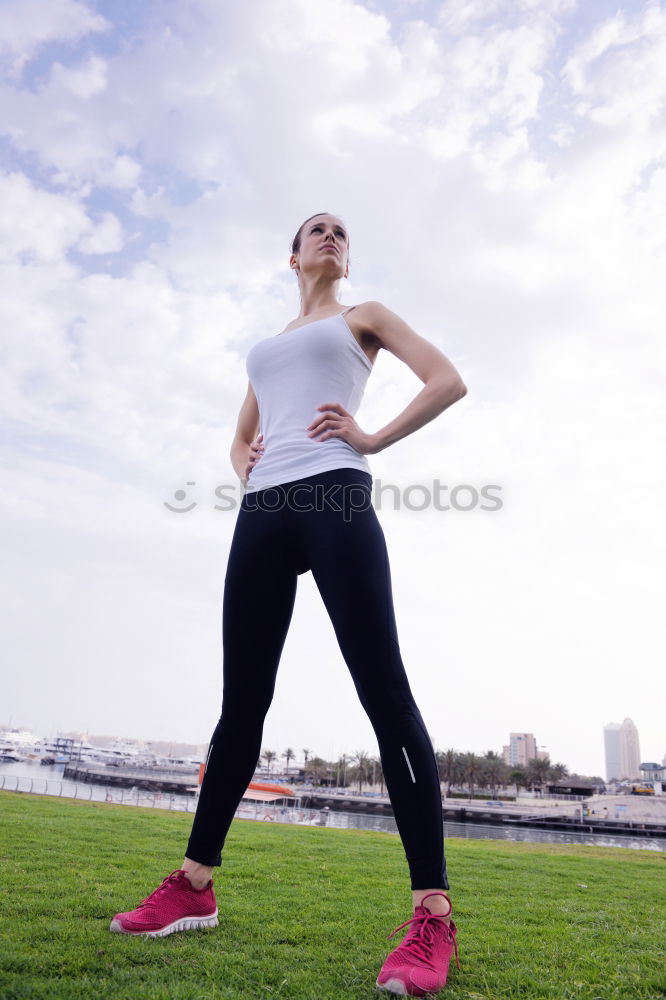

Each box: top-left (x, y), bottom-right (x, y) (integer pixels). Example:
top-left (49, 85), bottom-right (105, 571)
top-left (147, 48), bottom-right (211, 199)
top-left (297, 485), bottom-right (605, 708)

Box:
top-left (110, 212), bottom-right (467, 997)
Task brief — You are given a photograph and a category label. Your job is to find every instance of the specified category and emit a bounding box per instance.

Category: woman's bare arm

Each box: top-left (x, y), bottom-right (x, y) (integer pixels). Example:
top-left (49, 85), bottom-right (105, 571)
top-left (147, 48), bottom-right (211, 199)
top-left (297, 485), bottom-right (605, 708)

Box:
top-left (364, 300), bottom-right (467, 453)
top-left (230, 381), bottom-right (262, 484)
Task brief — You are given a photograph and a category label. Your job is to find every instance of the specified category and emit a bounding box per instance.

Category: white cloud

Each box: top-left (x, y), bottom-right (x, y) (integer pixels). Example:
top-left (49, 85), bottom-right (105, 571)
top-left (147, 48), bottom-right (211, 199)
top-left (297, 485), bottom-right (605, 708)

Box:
top-left (436, 0), bottom-right (575, 34)
top-left (0, 0), bottom-right (109, 77)
top-left (0, 172), bottom-right (124, 263)
top-left (0, 172), bottom-right (89, 262)
top-left (77, 211), bottom-right (123, 254)
top-left (51, 55), bottom-right (108, 98)
top-left (563, 1), bottom-right (666, 126)
top-left (99, 154), bottom-right (141, 190)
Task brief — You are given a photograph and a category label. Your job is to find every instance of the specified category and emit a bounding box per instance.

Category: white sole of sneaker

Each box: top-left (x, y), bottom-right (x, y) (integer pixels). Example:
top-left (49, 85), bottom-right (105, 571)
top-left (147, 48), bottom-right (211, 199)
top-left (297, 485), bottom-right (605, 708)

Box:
top-left (375, 978), bottom-right (409, 995)
top-left (109, 910), bottom-right (219, 937)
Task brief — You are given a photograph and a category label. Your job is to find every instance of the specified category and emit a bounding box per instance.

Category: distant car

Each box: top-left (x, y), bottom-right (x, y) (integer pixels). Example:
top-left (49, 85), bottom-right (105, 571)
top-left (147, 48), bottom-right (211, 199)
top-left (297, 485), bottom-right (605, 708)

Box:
top-left (630, 783), bottom-right (655, 795)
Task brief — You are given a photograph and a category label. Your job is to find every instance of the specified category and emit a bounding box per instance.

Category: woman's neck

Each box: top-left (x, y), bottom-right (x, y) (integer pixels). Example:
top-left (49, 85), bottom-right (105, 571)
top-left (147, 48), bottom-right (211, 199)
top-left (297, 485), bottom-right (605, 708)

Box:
top-left (296, 279), bottom-right (343, 318)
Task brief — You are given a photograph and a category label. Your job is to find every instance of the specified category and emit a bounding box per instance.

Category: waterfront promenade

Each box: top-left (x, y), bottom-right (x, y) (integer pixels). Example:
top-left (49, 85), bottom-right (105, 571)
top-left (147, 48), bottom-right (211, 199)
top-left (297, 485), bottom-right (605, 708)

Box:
top-left (3, 759), bottom-right (664, 847)
top-left (513, 792), bottom-right (666, 825)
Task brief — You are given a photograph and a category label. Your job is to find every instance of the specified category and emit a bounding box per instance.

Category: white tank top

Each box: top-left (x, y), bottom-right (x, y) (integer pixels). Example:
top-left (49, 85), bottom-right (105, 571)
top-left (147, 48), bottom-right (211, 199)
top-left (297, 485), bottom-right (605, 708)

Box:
top-left (244, 306), bottom-right (373, 491)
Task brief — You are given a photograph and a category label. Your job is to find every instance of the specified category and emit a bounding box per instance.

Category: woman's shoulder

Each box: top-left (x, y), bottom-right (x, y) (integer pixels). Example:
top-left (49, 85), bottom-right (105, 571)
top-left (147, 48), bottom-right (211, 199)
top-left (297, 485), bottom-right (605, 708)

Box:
top-left (348, 300), bottom-right (386, 316)
top-left (348, 300), bottom-right (401, 325)
top-left (346, 301), bottom-right (395, 342)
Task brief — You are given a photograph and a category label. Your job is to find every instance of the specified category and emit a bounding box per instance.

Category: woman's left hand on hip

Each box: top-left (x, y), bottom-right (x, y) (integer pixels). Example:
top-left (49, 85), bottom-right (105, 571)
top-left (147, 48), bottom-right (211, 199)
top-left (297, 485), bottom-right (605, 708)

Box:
top-left (306, 402), bottom-right (377, 455)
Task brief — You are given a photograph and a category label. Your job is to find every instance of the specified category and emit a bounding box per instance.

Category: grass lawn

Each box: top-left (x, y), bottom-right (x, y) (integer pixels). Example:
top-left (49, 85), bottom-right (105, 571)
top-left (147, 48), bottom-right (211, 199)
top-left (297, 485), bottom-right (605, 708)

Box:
top-left (0, 790), bottom-right (664, 1000)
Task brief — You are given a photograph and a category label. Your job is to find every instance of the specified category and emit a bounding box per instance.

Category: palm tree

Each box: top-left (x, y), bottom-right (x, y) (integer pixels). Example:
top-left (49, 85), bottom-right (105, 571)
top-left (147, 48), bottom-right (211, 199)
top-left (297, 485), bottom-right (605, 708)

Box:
top-left (282, 747), bottom-right (295, 775)
top-left (436, 749), bottom-right (459, 797)
top-left (377, 755), bottom-right (386, 794)
top-left (461, 751), bottom-right (482, 800)
top-left (309, 756), bottom-right (328, 786)
top-left (551, 761), bottom-right (569, 783)
top-left (526, 755), bottom-right (552, 795)
top-left (370, 754), bottom-right (385, 792)
top-left (262, 748), bottom-right (276, 774)
top-left (349, 750), bottom-right (372, 793)
top-left (481, 750), bottom-right (509, 798)
top-left (302, 748), bottom-right (312, 777)
top-left (510, 767), bottom-right (527, 792)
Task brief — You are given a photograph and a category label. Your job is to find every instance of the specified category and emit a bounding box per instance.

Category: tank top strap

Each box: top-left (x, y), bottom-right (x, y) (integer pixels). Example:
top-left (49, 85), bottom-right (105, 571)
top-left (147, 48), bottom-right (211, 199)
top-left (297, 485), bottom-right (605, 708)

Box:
top-left (341, 305), bottom-right (357, 316)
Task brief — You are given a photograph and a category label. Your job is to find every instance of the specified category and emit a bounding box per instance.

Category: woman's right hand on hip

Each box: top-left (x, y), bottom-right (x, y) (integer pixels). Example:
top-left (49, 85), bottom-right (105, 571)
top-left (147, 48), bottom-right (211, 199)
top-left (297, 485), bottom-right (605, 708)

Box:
top-left (243, 434), bottom-right (265, 484)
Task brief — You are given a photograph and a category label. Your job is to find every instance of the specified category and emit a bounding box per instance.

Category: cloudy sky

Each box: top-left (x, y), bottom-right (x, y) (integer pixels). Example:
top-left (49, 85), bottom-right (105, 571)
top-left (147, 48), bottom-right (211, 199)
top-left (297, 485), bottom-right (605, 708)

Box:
top-left (2, 0), bottom-right (664, 778)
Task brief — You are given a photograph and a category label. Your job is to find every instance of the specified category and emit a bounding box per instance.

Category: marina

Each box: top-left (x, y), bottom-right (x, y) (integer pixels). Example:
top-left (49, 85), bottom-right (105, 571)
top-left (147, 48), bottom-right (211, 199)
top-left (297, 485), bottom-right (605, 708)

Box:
top-left (2, 757), bottom-right (665, 853)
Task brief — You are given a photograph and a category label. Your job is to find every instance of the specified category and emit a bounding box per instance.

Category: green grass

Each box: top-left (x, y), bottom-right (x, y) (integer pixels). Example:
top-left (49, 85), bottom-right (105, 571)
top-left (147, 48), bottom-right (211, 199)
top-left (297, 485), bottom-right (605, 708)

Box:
top-left (0, 791), bottom-right (664, 1000)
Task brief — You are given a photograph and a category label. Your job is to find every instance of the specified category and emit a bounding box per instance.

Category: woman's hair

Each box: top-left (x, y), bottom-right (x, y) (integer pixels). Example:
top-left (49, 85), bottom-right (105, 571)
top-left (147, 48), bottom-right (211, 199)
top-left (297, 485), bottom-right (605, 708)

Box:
top-left (291, 212), bottom-right (350, 263)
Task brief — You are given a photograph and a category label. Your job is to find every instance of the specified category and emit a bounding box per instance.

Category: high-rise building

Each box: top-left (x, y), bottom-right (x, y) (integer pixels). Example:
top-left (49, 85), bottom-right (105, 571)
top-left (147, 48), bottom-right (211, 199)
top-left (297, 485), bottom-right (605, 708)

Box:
top-left (620, 717), bottom-right (641, 780)
top-left (604, 718), bottom-right (641, 781)
top-left (604, 722), bottom-right (621, 782)
top-left (502, 733), bottom-right (538, 768)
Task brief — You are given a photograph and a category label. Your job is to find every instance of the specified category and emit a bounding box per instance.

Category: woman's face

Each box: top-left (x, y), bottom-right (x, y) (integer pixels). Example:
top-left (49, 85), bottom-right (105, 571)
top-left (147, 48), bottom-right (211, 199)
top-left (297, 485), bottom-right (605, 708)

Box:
top-left (292, 214), bottom-right (349, 280)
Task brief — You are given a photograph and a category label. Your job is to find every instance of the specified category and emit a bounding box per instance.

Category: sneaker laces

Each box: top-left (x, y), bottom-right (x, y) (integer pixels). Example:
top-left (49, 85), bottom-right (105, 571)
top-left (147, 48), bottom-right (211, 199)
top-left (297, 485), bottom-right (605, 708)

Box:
top-left (135, 870), bottom-right (185, 910)
top-left (387, 909), bottom-right (461, 972)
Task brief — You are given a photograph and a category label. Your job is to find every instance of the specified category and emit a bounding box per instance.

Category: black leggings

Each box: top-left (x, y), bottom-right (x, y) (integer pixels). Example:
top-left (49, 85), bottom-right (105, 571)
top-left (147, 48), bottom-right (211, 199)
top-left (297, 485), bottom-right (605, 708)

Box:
top-left (185, 467), bottom-right (448, 890)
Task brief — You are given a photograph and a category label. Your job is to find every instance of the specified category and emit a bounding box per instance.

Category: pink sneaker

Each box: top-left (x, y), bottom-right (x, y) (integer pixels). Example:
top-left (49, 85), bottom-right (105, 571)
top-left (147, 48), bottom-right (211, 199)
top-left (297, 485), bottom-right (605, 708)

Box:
top-left (110, 869), bottom-right (218, 937)
top-left (376, 892), bottom-right (460, 996)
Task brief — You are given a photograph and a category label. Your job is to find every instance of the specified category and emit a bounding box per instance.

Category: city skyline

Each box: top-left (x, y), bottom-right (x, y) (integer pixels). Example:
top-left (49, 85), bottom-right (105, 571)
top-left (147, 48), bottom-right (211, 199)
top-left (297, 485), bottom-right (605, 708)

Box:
top-left (4, 719), bottom-right (661, 781)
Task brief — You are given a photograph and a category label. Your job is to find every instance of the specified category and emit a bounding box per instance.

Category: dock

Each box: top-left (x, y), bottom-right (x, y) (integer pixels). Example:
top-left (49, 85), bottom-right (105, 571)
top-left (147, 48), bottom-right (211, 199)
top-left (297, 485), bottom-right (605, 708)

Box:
top-left (63, 762), bottom-right (199, 794)
top-left (298, 790), bottom-right (666, 839)
top-left (60, 765), bottom-right (666, 838)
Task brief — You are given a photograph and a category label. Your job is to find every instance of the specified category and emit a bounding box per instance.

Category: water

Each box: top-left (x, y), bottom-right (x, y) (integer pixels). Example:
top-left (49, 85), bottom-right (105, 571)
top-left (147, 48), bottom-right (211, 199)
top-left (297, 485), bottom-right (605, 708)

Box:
top-left (0, 762), bottom-right (198, 813)
top-left (318, 806), bottom-right (666, 852)
top-left (2, 762), bottom-right (664, 852)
